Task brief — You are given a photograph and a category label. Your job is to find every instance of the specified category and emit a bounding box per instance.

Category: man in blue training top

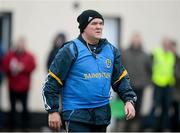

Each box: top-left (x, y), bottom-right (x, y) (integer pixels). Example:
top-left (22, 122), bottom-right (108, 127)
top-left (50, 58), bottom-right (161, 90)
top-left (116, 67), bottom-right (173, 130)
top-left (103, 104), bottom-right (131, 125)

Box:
top-left (42, 9), bottom-right (137, 132)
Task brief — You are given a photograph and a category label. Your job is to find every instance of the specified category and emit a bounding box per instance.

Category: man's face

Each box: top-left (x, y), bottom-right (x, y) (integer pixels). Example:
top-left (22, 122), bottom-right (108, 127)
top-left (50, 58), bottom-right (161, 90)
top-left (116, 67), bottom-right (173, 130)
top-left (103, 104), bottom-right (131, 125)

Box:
top-left (16, 38), bottom-right (26, 53)
top-left (131, 33), bottom-right (142, 48)
top-left (162, 38), bottom-right (171, 52)
top-left (84, 18), bottom-right (104, 40)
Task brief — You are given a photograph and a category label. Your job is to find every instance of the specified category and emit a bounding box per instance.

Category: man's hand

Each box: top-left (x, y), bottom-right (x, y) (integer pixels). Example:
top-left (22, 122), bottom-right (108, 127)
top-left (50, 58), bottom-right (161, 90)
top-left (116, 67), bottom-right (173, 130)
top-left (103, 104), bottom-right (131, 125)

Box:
top-left (48, 112), bottom-right (62, 131)
top-left (124, 101), bottom-right (135, 120)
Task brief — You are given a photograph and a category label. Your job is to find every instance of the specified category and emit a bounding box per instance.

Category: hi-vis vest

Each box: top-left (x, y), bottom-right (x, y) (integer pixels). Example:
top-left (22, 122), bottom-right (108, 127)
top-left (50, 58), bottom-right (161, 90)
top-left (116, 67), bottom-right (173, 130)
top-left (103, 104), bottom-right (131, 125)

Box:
top-left (152, 48), bottom-right (175, 87)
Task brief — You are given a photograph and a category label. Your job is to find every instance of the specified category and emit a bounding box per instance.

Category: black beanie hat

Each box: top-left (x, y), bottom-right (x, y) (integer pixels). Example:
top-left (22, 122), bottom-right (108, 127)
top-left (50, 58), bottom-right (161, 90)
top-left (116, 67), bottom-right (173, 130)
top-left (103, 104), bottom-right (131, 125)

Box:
top-left (77, 10), bottom-right (104, 33)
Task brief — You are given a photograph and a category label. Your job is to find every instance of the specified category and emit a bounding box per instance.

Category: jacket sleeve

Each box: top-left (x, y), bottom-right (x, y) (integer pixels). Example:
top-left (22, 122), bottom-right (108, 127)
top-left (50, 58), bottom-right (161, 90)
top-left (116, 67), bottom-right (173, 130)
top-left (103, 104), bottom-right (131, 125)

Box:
top-left (111, 47), bottom-right (137, 104)
top-left (42, 42), bottom-right (77, 113)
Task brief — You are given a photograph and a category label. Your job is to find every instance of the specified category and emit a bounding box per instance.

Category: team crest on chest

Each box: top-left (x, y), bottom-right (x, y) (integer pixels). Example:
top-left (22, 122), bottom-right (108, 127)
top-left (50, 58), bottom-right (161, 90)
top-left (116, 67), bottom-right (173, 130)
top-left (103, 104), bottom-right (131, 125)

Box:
top-left (106, 59), bottom-right (112, 68)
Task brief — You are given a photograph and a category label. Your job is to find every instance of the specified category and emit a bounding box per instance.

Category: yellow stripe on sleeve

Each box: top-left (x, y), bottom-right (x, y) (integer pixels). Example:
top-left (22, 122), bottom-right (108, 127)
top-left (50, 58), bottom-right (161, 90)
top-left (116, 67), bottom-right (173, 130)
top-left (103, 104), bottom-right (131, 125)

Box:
top-left (114, 70), bottom-right (128, 85)
top-left (48, 70), bottom-right (63, 86)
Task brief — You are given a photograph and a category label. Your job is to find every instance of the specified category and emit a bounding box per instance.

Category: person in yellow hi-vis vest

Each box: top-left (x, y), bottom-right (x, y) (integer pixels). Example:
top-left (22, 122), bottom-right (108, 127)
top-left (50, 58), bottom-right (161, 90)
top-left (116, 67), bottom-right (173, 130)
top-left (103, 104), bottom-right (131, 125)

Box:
top-left (145, 38), bottom-right (175, 131)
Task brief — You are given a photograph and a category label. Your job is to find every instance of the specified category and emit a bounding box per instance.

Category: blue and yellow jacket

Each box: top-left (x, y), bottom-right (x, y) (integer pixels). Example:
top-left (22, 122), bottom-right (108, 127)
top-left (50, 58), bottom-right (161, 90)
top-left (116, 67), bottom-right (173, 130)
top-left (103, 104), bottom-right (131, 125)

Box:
top-left (42, 35), bottom-right (137, 113)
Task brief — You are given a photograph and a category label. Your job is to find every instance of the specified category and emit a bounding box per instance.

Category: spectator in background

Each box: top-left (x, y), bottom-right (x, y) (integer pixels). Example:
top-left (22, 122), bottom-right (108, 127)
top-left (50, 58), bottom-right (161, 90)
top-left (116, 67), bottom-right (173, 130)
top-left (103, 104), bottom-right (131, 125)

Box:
top-left (46, 33), bottom-right (66, 71)
top-left (169, 40), bottom-right (180, 131)
top-left (2, 37), bottom-right (36, 129)
top-left (122, 33), bottom-right (151, 131)
top-left (146, 37), bottom-right (175, 131)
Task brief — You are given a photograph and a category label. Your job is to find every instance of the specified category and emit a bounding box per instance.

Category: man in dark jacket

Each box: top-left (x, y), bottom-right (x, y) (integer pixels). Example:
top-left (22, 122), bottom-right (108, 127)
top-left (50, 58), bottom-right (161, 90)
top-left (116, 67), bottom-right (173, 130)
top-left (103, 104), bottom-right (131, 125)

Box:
top-left (42, 9), bottom-right (137, 132)
top-left (122, 33), bottom-right (150, 131)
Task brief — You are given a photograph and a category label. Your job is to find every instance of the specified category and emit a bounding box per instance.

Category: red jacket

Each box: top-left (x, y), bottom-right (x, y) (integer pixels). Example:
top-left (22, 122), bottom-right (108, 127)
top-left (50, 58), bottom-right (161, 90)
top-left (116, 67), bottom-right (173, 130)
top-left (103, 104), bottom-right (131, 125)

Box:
top-left (3, 50), bottom-right (36, 92)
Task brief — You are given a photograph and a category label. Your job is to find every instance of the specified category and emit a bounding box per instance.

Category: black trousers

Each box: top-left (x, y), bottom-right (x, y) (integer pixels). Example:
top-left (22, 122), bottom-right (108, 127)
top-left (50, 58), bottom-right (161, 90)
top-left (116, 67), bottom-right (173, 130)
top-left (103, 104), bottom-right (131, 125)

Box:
top-left (172, 100), bottom-right (180, 131)
top-left (9, 90), bottom-right (29, 128)
top-left (65, 121), bottom-right (107, 132)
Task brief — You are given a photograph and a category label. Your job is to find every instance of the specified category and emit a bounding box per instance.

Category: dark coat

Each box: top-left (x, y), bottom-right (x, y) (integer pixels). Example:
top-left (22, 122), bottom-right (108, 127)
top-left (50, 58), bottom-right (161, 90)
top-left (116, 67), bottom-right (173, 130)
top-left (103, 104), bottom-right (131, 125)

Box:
top-left (122, 46), bottom-right (151, 89)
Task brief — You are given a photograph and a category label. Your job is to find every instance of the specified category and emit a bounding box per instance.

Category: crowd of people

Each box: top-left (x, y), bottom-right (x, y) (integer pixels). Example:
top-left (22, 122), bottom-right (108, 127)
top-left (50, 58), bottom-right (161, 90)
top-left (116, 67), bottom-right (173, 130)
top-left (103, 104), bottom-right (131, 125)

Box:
top-left (0, 10), bottom-right (179, 132)
top-left (111, 33), bottom-right (180, 132)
